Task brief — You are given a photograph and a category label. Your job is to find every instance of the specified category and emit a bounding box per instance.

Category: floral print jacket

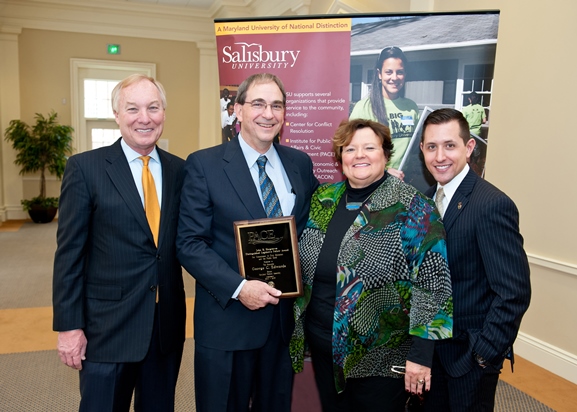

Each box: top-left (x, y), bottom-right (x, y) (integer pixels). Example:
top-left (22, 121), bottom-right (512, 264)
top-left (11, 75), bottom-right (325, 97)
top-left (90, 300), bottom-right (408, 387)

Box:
top-left (290, 177), bottom-right (453, 392)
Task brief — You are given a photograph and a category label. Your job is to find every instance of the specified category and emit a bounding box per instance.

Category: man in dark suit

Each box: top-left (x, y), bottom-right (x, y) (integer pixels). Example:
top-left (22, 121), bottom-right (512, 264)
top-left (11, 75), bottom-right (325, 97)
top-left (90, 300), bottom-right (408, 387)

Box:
top-left (53, 74), bottom-right (186, 411)
top-left (420, 108), bottom-right (531, 411)
top-left (176, 73), bottom-right (319, 412)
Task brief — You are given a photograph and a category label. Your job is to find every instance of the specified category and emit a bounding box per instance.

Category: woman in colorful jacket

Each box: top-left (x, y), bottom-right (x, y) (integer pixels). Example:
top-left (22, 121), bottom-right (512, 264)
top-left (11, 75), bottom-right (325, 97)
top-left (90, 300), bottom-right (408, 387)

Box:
top-left (291, 118), bottom-right (453, 411)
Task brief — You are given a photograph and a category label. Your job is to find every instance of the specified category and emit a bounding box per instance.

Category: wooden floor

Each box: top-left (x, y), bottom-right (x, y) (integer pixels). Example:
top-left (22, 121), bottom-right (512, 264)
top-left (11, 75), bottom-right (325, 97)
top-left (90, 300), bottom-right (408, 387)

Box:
top-left (500, 357), bottom-right (577, 411)
top-left (2, 219), bottom-right (577, 411)
top-left (0, 219), bottom-right (30, 232)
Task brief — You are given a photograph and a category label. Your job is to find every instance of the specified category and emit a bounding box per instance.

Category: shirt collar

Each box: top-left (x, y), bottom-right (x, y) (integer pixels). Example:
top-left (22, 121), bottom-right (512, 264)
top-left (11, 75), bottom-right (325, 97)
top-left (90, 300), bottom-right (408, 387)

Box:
top-left (437, 163), bottom-right (469, 204)
top-left (120, 138), bottom-right (160, 164)
top-left (237, 133), bottom-right (279, 170)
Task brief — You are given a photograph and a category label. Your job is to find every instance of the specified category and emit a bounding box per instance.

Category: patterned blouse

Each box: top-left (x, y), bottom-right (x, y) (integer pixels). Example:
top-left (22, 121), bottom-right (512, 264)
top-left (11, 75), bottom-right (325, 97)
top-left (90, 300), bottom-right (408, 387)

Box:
top-left (290, 177), bottom-right (453, 392)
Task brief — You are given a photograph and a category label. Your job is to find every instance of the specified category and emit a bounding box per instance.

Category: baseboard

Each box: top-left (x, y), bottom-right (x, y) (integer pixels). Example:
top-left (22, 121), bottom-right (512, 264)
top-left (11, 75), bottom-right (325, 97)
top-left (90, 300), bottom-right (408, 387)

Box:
top-left (515, 331), bottom-right (577, 384)
top-left (6, 209), bottom-right (28, 220)
top-left (3, 204), bottom-right (28, 220)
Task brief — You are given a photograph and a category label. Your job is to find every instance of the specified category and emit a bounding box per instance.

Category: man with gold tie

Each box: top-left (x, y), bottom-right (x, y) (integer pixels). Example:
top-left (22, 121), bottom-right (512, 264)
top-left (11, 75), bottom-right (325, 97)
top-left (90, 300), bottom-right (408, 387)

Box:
top-left (53, 74), bottom-right (186, 411)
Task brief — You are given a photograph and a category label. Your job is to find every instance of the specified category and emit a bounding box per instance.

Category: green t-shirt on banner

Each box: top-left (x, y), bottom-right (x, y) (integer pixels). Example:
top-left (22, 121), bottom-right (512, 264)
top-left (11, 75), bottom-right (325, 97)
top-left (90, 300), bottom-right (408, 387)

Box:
top-left (461, 103), bottom-right (486, 135)
top-left (350, 96), bottom-right (419, 169)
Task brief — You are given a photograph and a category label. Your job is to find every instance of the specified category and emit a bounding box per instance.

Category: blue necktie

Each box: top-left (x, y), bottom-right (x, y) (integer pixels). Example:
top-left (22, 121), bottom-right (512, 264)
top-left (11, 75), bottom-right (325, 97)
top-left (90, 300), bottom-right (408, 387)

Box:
top-left (257, 155), bottom-right (283, 218)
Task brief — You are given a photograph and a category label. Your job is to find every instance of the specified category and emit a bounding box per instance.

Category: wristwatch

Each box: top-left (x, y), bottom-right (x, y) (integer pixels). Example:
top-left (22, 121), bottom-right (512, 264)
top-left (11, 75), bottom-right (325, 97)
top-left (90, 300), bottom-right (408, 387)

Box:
top-left (473, 351), bottom-right (488, 369)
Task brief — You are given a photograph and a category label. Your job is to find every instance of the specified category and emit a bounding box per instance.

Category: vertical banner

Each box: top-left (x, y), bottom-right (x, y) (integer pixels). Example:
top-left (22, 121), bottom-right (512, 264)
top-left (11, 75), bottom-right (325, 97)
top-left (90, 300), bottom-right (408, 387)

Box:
top-left (215, 19), bottom-right (352, 182)
top-left (216, 13), bottom-right (499, 191)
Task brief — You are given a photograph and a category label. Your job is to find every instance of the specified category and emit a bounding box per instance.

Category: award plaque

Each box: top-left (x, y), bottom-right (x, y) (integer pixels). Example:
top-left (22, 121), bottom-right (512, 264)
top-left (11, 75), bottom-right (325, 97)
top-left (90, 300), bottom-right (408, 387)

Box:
top-left (233, 216), bottom-right (303, 298)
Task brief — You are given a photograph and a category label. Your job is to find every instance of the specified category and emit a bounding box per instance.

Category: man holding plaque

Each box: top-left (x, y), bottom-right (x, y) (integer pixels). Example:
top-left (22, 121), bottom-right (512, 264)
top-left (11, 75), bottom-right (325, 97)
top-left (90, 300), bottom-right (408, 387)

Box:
top-left (177, 73), bottom-right (319, 412)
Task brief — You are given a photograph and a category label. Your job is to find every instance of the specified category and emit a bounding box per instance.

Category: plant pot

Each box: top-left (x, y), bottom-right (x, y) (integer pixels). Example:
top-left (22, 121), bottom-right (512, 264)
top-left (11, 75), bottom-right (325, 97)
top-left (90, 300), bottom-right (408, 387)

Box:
top-left (28, 205), bottom-right (58, 223)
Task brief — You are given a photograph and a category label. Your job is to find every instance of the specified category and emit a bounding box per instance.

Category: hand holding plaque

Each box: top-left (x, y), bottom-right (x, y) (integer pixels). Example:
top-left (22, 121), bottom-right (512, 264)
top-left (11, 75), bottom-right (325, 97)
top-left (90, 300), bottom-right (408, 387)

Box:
top-left (234, 216), bottom-right (303, 298)
top-left (237, 280), bottom-right (282, 310)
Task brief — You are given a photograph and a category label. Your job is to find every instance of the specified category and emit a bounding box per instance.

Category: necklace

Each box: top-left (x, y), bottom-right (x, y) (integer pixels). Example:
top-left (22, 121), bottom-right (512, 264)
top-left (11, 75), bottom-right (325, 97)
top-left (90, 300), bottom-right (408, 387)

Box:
top-left (345, 193), bottom-right (371, 210)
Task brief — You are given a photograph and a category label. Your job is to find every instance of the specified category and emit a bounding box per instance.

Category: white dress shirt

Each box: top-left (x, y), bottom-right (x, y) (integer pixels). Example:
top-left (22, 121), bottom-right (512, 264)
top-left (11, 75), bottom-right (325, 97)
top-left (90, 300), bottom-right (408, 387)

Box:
top-left (435, 164), bottom-right (470, 217)
top-left (121, 138), bottom-right (162, 209)
top-left (237, 133), bottom-right (296, 216)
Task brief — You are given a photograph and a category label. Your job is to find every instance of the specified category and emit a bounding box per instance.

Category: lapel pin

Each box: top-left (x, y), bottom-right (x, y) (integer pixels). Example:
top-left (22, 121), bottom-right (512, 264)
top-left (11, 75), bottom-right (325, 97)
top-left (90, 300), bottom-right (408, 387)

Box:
top-left (457, 202), bottom-right (462, 210)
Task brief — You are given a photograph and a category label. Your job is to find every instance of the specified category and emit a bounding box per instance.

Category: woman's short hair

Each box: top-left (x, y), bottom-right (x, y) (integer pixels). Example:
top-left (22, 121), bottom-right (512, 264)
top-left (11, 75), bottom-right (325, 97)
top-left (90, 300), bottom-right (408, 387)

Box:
top-left (333, 118), bottom-right (394, 163)
top-left (111, 74), bottom-right (167, 113)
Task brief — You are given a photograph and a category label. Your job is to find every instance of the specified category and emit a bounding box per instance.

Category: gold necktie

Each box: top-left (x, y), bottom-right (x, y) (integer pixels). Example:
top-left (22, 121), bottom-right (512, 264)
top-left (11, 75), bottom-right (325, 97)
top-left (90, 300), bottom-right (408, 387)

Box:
top-left (435, 186), bottom-right (445, 217)
top-left (139, 156), bottom-right (160, 246)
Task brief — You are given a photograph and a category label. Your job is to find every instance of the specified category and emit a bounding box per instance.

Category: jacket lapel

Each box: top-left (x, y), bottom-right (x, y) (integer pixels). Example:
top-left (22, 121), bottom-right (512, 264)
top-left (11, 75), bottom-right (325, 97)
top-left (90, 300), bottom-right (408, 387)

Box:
top-left (442, 168), bottom-right (477, 232)
top-left (105, 140), bottom-right (153, 244)
top-left (157, 149), bottom-right (176, 248)
top-left (275, 143), bottom-right (302, 216)
top-left (223, 138), bottom-right (267, 220)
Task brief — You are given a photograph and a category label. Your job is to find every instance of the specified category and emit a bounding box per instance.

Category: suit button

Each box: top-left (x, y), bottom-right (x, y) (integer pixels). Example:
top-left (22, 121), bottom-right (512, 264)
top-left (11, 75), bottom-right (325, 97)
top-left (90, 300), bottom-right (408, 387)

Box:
top-left (150, 285), bottom-right (157, 292)
top-left (156, 255), bottom-right (161, 260)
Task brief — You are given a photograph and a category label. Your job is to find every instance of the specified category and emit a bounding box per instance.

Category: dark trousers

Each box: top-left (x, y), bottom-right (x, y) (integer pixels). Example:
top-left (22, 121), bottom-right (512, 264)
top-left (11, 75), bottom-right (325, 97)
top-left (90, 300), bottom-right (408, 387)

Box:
top-left (306, 328), bottom-right (407, 412)
top-left (78, 309), bottom-right (183, 412)
top-left (424, 351), bottom-right (500, 412)
top-left (194, 307), bottom-right (293, 412)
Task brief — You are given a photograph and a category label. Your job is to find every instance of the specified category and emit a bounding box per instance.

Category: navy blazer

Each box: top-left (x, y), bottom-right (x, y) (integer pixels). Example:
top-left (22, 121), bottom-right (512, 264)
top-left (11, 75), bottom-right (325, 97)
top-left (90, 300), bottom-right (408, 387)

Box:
top-left (426, 168), bottom-right (531, 377)
top-left (176, 137), bottom-right (319, 351)
top-left (53, 139), bottom-right (186, 363)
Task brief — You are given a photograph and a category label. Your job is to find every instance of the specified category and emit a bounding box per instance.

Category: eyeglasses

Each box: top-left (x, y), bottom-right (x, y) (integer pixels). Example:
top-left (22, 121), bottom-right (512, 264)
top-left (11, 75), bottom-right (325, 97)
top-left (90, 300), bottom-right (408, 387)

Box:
top-left (244, 100), bottom-right (285, 112)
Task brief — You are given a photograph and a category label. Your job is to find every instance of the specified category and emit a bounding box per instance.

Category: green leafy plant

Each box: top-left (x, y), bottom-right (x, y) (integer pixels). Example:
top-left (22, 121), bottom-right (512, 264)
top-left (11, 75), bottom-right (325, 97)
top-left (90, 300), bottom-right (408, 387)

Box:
top-left (4, 111), bottom-right (73, 211)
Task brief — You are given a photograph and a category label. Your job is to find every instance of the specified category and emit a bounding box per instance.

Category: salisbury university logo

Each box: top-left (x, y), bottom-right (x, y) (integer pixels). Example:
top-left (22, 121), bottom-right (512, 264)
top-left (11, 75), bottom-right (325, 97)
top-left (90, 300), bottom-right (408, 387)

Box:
top-left (221, 42), bottom-right (301, 69)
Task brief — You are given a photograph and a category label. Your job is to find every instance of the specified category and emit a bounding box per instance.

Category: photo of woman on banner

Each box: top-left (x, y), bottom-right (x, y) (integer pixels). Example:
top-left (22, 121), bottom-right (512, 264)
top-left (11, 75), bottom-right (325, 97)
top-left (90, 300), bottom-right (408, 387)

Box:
top-left (350, 46), bottom-right (419, 170)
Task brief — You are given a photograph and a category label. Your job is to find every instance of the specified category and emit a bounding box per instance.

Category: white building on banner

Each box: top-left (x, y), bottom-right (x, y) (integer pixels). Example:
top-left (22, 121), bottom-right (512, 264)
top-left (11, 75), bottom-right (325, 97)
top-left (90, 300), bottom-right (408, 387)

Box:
top-left (349, 13), bottom-right (499, 117)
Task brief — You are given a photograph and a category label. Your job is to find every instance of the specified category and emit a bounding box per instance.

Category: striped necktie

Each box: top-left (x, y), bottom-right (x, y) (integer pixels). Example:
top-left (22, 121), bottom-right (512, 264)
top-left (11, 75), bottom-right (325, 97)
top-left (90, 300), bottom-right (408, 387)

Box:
top-left (256, 155), bottom-right (283, 218)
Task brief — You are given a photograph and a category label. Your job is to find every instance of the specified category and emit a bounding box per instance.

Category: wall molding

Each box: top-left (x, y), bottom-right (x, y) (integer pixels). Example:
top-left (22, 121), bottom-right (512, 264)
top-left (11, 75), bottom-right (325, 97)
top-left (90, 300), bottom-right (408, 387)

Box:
top-left (527, 253), bottom-right (577, 277)
top-left (516, 331), bottom-right (577, 385)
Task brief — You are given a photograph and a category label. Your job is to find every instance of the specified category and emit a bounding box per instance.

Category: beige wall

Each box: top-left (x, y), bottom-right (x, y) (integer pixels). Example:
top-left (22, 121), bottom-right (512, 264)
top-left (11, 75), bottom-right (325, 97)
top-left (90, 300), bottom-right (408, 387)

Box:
top-left (13, 29), bottom-right (199, 202)
top-left (18, 29), bottom-right (200, 160)
top-left (1, 0), bottom-right (576, 382)
top-left (433, 0), bottom-right (577, 380)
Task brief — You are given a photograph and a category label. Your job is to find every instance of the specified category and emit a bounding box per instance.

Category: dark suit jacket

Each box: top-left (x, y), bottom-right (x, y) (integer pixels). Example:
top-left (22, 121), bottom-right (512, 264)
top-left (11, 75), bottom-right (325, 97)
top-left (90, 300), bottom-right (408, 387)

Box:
top-left (426, 168), bottom-right (531, 377)
top-left (53, 138), bottom-right (186, 363)
top-left (176, 137), bottom-right (319, 351)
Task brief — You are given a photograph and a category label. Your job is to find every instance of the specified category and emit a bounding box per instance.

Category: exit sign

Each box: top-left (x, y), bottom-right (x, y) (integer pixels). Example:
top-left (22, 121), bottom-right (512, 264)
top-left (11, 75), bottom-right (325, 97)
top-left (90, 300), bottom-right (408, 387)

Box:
top-left (107, 44), bottom-right (121, 55)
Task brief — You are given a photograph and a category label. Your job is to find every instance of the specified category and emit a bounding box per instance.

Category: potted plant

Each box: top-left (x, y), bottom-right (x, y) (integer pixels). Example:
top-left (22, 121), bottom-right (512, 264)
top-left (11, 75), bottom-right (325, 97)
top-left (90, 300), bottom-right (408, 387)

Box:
top-left (4, 111), bottom-right (73, 223)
